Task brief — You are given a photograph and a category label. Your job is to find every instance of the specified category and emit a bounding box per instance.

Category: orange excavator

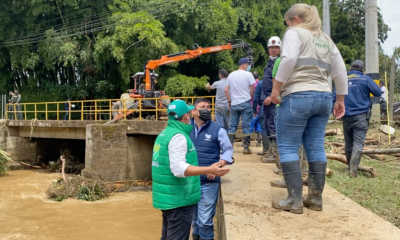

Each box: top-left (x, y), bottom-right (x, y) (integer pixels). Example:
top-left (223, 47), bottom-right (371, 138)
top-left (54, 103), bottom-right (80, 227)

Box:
top-left (108, 38), bottom-right (253, 123)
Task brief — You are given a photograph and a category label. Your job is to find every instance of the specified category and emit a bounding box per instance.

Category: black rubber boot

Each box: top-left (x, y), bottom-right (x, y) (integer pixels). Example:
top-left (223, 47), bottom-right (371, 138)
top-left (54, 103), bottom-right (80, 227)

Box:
top-left (345, 151), bottom-right (352, 166)
top-left (257, 135), bottom-right (270, 155)
top-left (228, 134), bottom-right (235, 147)
top-left (273, 152), bottom-right (282, 174)
top-left (303, 162), bottom-right (327, 211)
top-left (272, 161), bottom-right (303, 214)
top-left (243, 135), bottom-right (252, 154)
top-left (256, 132), bottom-right (262, 147)
top-left (262, 140), bottom-right (276, 163)
top-left (349, 148), bottom-right (363, 178)
top-left (192, 234), bottom-right (200, 240)
top-left (270, 178), bottom-right (286, 188)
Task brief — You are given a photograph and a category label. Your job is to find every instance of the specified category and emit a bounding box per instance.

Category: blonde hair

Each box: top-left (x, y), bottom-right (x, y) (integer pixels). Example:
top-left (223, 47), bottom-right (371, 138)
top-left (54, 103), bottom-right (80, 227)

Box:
top-left (285, 4), bottom-right (322, 32)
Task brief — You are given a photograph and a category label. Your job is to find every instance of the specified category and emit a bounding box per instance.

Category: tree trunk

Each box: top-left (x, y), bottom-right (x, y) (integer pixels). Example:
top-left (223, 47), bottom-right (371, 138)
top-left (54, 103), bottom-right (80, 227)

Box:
top-left (325, 154), bottom-right (376, 178)
top-left (362, 148), bottom-right (400, 154)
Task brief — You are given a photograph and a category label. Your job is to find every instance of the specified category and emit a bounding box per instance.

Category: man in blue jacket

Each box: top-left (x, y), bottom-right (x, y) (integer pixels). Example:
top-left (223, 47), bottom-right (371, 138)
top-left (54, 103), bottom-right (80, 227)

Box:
top-left (190, 98), bottom-right (233, 240)
top-left (334, 60), bottom-right (381, 178)
top-left (260, 36), bottom-right (281, 163)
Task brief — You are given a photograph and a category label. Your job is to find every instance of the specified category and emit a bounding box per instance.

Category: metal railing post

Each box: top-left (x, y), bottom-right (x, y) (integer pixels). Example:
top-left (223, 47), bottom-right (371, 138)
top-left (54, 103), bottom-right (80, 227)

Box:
top-left (45, 103), bottom-right (48, 120)
top-left (95, 101), bottom-right (97, 121)
top-left (13, 104), bottom-right (17, 120)
top-left (69, 101), bottom-right (71, 121)
top-left (109, 100), bottom-right (112, 120)
top-left (81, 101), bottom-right (84, 121)
top-left (34, 104), bottom-right (37, 119)
top-left (124, 99), bottom-right (127, 121)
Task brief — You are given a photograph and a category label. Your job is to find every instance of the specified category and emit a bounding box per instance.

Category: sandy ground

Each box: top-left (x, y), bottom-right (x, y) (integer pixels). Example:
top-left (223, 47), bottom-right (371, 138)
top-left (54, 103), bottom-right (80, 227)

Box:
top-left (222, 143), bottom-right (400, 240)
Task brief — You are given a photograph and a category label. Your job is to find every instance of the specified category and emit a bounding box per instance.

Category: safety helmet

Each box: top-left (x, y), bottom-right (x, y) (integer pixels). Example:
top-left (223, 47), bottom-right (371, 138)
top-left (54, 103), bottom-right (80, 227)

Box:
top-left (267, 36), bottom-right (281, 48)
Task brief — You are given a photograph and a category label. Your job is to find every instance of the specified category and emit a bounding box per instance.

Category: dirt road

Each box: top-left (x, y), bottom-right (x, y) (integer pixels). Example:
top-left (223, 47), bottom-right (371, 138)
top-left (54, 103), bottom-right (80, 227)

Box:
top-left (0, 170), bottom-right (160, 240)
top-left (222, 144), bottom-right (400, 240)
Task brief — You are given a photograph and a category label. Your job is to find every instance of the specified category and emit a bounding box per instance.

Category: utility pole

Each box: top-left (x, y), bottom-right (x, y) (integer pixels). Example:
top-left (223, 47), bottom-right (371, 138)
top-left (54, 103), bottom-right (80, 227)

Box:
top-left (323, 0), bottom-right (331, 37)
top-left (365, 0), bottom-right (380, 123)
top-left (389, 55), bottom-right (395, 123)
top-left (323, 0), bottom-right (333, 91)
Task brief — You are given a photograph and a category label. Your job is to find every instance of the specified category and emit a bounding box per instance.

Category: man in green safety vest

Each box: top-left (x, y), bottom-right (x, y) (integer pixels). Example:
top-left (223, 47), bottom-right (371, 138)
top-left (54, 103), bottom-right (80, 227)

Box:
top-left (152, 99), bottom-right (230, 240)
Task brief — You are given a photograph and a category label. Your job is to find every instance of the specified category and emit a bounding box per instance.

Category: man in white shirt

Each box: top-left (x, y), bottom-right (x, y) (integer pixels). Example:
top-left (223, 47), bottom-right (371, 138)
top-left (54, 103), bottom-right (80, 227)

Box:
top-left (225, 57), bottom-right (256, 154)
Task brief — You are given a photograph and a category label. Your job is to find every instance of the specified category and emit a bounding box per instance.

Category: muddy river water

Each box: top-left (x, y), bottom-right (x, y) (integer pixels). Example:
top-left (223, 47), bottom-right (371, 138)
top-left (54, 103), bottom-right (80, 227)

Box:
top-left (0, 170), bottom-right (161, 240)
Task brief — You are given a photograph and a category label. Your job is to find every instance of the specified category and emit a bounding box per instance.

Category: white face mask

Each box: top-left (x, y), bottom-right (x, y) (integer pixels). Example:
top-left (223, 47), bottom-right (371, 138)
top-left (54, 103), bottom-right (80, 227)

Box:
top-left (269, 56), bottom-right (278, 61)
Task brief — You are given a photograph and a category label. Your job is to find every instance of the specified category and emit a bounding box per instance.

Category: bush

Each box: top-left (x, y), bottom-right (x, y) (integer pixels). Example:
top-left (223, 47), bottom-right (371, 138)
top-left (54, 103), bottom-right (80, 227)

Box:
top-left (0, 150), bottom-right (13, 176)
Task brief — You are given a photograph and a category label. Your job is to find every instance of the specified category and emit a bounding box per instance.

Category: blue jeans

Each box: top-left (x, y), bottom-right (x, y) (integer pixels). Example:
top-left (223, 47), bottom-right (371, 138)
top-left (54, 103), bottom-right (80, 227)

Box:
top-left (64, 112), bottom-right (69, 120)
top-left (342, 113), bottom-right (368, 153)
top-left (215, 106), bottom-right (230, 131)
top-left (258, 106), bottom-right (267, 136)
top-left (250, 115), bottom-right (261, 132)
top-left (276, 91), bottom-right (332, 163)
top-left (192, 182), bottom-right (220, 240)
top-left (264, 104), bottom-right (276, 140)
top-left (229, 100), bottom-right (252, 135)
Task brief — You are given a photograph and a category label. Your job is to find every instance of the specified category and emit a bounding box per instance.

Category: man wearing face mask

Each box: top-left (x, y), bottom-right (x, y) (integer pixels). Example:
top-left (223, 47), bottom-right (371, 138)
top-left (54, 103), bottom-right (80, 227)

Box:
top-left (189, 98), bottom-right (233, 240)
top-left (152, 100), bottom-right (230, 240)
top-left (225, 57), bottom-right (256, 154)
top-left (260, 36), bottom-right (281, 163)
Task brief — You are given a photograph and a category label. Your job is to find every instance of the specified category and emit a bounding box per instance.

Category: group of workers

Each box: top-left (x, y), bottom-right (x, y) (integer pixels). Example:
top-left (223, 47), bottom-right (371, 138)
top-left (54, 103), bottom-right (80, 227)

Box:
top-left (152, 3), bottom-right (382, 240)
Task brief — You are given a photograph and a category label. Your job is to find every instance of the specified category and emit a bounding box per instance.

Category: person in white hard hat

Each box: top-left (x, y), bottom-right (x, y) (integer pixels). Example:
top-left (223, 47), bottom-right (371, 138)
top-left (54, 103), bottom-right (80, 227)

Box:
top-left (259, 36), bottom-right (281, 164)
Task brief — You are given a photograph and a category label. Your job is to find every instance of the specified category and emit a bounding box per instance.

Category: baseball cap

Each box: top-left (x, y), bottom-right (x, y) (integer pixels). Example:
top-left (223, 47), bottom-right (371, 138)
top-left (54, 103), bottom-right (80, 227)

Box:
top-left (238, 57), bottom-right (253, 65)
top-left (167, 100), bottom-right (194, 120)
top-left (351, 60), bottom-right (364, 69)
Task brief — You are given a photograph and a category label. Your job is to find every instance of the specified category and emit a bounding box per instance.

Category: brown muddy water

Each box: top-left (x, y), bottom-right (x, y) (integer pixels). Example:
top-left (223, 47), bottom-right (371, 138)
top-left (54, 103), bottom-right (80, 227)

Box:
top-left (0, 170), bottom-right (161, 240)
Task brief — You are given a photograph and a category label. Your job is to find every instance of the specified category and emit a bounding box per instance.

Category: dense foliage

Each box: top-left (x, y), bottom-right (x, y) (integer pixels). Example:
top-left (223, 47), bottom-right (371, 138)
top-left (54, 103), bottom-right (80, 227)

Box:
top-left (0, 0), bottom-right (396, 101)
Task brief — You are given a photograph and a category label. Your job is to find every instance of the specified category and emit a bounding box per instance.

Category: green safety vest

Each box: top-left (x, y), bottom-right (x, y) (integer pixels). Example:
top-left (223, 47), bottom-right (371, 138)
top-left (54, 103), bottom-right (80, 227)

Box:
top-left (152, 120), bottom-right (200, 210)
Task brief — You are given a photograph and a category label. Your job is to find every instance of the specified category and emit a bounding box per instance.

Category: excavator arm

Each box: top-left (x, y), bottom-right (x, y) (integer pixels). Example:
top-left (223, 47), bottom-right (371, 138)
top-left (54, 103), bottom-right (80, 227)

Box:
top-left (144, 39), bottom-right (253, 90)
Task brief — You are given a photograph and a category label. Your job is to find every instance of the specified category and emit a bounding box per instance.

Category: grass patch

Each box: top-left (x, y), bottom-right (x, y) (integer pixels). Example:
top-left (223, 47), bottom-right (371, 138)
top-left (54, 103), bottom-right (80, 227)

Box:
top-left (326, 158), bottom-right (400, 228)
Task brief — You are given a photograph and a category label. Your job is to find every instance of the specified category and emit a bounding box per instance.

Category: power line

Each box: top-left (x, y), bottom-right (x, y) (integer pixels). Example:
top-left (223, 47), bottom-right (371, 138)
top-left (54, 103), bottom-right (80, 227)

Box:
top-left (4, 0), bottom-right (182, 44)
top-left (2, 1), bottom-right (208, 47)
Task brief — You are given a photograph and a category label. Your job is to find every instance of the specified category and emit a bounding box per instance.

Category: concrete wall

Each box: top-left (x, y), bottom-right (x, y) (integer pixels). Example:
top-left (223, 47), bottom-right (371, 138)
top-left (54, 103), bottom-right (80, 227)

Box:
top-left (82, 124), bottom-right (155, 182)
top-left (0, 121), bottom-right (37, 161)
top-left (127, 135), bottom-right (156, 180)
top-left (19, 126), bottom-right (86, 140)
top-left (83, 124), bottom-right (129, 181)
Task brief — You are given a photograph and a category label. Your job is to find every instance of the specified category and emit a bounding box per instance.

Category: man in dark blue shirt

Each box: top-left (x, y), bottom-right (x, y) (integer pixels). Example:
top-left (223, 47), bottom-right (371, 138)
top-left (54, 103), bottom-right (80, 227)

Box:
top-left (260, 36), bottom-right (281, 163)
top-left (333, 60), bottom-right (381, 178)
top-left (190, 98), bottom-right (233, 240)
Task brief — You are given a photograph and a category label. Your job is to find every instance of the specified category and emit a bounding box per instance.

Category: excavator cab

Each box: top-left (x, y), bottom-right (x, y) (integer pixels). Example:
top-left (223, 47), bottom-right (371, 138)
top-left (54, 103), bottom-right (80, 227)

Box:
top-left (127, 72), bottom-right (167, 109)
top-left (128, 72), bottom-right (160, 98)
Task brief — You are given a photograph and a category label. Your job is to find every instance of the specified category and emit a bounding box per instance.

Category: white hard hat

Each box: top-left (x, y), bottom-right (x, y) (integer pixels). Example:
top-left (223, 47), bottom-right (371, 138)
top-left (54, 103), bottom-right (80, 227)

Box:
top-left (267, 36), bottom-right (281, 48)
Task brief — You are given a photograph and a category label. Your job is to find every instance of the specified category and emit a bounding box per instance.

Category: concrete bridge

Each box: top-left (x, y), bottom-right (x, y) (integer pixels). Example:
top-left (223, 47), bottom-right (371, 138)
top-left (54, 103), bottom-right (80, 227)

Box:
top-left (0, 119), bottom-right (167, 181)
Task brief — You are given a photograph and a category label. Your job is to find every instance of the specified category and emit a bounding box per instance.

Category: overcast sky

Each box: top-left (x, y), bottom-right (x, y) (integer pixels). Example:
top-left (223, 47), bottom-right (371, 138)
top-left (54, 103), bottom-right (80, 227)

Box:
top-left (378, 0), bottom-right (399, 57)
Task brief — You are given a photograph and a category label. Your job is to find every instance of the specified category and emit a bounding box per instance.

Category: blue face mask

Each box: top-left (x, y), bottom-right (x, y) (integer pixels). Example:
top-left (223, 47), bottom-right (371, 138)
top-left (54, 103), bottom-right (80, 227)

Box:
top-left (246, 65), bottom-right (251, 71)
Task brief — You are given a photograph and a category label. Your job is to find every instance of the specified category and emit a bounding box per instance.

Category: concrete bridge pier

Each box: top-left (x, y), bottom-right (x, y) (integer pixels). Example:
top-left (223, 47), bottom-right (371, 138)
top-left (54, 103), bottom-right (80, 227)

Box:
top-left (82, 124), bottom-right (156, 182)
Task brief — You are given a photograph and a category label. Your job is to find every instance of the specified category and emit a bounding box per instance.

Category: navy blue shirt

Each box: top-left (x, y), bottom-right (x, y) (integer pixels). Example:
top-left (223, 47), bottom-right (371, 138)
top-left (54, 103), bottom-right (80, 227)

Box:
top-left (65, 102), bottom-right (69, 111)
top-left (261, 57), bottom-right (279, 100)
top-left (333, 70), bottom-right (381, 117)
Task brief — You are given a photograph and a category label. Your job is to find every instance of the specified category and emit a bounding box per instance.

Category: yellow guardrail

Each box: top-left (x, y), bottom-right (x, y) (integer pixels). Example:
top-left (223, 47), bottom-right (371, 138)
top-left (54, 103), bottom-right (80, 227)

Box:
top-left (5, 96), bottom-right (216, 121)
